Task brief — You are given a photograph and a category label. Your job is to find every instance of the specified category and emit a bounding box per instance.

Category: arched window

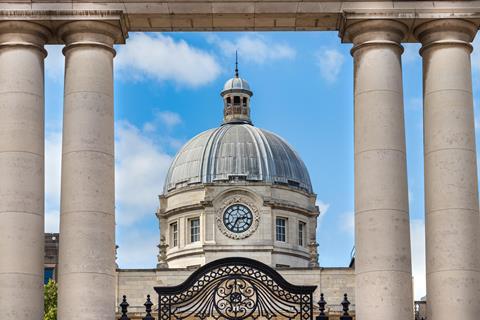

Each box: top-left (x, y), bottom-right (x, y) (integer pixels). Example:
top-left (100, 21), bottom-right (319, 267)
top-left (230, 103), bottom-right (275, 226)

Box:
top-left (233, 96), bottom-right (240, 105)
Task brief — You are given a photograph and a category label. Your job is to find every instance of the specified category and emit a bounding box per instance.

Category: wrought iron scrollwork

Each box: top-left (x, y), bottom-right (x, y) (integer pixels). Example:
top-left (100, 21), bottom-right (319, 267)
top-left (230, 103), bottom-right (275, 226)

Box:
top-left (155, 257), bottom-right (317, 320)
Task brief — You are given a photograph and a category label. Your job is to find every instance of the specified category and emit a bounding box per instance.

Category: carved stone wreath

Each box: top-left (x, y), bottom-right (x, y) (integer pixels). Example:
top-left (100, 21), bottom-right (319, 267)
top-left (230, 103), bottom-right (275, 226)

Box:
top-left (217, 196), bottom-right (260, 239)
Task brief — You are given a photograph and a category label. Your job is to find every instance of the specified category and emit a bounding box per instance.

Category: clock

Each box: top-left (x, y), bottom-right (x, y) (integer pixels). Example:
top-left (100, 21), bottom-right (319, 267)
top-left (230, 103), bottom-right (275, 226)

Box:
top-left (223, 204), bottom-right (253, 233)
top-left (217, 196), bottom-right (259, 239)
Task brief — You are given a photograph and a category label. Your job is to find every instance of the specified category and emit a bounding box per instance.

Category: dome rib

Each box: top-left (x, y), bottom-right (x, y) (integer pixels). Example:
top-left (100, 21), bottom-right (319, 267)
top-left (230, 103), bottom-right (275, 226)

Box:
top-left (164, 124), bottom-right (313, 194)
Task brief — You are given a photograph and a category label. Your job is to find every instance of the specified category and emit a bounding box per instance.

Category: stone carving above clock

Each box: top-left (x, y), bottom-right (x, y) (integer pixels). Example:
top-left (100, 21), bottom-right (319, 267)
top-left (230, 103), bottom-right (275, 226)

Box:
top-left (216, 196), bottom-right (260, 240)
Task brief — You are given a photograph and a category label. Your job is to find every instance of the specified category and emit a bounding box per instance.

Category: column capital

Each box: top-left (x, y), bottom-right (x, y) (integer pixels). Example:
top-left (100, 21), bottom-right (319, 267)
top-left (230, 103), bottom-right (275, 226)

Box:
top-left (415, 19), bottom-right (477, 55)
top-left (342, 19), bottom-right (408, 56)
top-left (58, 20), bottom-right (124, 56)
top-left (0, 21), bottom-right (51, 57)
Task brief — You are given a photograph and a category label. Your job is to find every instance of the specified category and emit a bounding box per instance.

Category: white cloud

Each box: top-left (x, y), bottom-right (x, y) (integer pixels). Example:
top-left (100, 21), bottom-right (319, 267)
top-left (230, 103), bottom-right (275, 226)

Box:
top-left (158, 111), bottom-right (182, 127)
top-left (208, 34), bottom-right (296, 64)
top-left (114, 118), bottom-right (178, 267)
top-left (45, 132), bottom-right (62, 232)
top-left (315, 48), bottom-right (345, 83)
top-left (144, 110), bottom-right (182, 133)
top-left (115, 120), bottom-right (173, 226)
top-left (411, 219), bottom-right (426, 300)
top-left (316, 200), bottom-right (330, 225)
top-left (407, 97), bottom-right (423, 110)
top-left (472, 36), bottom-right (480, 74)
top-left (340, 211), bottom-right (355, 235)
top-left (44, 114), bottom-right (175, 267)
top-left (117, 227), bottom-right (159, 268)
top-left (45, 210), bottom-right (60, 233)
top-left (45, 45), bottom-right (64, 82)
top-left (116, 33), bottom-right (221, 87)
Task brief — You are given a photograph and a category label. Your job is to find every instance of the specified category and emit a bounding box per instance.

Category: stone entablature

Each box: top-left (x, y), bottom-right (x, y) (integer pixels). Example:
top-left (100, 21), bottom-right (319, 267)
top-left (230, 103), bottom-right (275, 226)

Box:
top-left (158, 183), bottom-right (319, 269)
top-left (3, 1), bottom-right (480, 35)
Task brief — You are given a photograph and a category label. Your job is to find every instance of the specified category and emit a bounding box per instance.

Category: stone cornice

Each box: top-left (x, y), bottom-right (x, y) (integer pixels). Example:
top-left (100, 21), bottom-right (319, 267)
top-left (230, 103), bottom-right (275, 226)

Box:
top-left (264, 199), bottom-right (318, 216)
top-left (1, 2), bottom-right (480, 39)
top-left (160, 203), bottom-right (208, 217)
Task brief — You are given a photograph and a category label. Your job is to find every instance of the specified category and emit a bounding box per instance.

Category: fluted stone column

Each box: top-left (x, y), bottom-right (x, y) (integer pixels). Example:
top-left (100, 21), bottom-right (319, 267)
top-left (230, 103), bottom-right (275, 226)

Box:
top-left (0, 21), bottom-right (50, 319)
top-left (344, 20), bottom-right (413, 319)
top-left (415, 19), bottom-right (480, 320)
top-left (57, 21), bottom-right (122, 320)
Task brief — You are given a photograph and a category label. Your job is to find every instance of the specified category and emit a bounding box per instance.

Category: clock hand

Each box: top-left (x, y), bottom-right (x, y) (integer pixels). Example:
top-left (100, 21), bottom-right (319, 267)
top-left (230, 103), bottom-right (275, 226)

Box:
top-left (236, 216), bottom-right (245, 227)
top-left (233, 216), bottom-right (240, 226)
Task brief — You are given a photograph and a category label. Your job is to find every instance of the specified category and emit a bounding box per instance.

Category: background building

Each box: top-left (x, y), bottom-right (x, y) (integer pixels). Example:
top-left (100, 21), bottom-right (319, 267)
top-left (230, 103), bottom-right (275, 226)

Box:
top-left (44, 233), bottom-right (59, 284)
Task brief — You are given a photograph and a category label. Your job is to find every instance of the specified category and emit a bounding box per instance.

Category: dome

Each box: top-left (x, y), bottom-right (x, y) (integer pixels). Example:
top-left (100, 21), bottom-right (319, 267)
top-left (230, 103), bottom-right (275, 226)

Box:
top-left (164, 124), bottom-right (313, 194)
top-left (221, 77), bottom-right (252, 96)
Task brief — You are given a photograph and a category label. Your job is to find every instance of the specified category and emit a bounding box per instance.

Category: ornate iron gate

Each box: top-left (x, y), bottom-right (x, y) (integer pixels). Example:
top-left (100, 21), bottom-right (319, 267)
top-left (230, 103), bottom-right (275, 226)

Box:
top-left (154, 257), bottom-right (317, 320)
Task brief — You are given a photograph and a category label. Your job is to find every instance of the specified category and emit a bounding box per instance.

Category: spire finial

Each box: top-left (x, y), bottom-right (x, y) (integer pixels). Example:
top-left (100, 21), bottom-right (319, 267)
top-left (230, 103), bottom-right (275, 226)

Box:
top-left (235, 50), bottom-right (239, 78)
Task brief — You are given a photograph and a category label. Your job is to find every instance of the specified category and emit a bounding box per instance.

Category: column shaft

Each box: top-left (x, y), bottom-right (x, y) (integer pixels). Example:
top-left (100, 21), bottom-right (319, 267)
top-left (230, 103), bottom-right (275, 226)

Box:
top-left (0, 21), bottom-right (49, 319)
top-left (57, 21), bottom-right (121, 320)
top-left (345, 20), bottom-right (413, 319)
top-left (415, 19), bottom-right (480, 320)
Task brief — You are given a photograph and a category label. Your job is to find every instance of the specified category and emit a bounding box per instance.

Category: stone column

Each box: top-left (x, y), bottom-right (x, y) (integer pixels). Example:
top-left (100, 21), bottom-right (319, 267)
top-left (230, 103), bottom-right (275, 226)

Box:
top-left (344, 20), bottom-right (413, 319)
top-left (57, 21), bottom-right (122, 320)
top-left (415, 19), bottom-right (480, 320)
top-left (0, 21), bottom-right (50, 319)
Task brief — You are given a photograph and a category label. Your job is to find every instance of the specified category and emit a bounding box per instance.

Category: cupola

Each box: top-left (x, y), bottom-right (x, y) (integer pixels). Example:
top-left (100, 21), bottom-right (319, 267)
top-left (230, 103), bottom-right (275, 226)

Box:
top-left (220, 56), bottom-right (253, 124)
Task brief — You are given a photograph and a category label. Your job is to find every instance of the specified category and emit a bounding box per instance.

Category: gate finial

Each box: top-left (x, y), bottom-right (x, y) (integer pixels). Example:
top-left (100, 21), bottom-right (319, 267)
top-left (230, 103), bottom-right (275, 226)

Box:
top-left (339, 293), bottom-right (352, 320)
top-left (119, 295), bottom-right (130, 320)
top-left (143, 295), bottom-right (155, 320)
top-left (316, 293), bottom-right (329, 320)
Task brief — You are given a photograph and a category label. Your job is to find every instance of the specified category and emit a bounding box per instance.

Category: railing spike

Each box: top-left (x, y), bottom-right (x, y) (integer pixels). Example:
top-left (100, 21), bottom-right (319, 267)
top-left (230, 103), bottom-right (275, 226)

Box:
top-left (316, 293), bottom-right (329, 320)
top-left (339, 293), bottom-right (352, 320)
top-left (143, 294), bottom-right (155, 320)
top-left (119, 295), bottom-right (130, 320)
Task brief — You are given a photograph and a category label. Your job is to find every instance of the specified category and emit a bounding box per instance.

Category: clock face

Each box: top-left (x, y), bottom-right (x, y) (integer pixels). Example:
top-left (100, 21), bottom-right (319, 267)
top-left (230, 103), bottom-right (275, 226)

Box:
top-left (223, 204), bottom-right (253, 234)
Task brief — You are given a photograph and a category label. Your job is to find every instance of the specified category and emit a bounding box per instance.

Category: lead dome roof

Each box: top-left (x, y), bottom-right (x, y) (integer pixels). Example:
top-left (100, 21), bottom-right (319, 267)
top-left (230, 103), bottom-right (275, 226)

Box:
top-left (221, 77), bottom-right (252, 96)
top-left (163, 124), bottom-right (313, 194)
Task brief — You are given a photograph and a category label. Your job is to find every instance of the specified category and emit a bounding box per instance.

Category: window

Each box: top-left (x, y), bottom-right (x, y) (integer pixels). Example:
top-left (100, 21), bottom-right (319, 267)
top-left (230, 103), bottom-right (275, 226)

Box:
top-left (44, 267), bottom-right (54, 284)
top-left (298, 221), bottom-right (306, 246)
top-left (242, 97), bottom-right (247, 106)
top-left (276, 217), bottom-right (287, 242)
top-left (233, 96), bottom-right (240, 105)
top-left (226, 97), bottom-right (232, 106)
top-left (170, 222), bottom-right (178, 247)
top-left (190, 218), bottom-right (200, 243)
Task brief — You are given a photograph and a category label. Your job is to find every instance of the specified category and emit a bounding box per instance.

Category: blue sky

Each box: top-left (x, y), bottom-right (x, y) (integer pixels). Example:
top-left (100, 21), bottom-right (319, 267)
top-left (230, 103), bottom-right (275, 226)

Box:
top-left (43, 31), bottom-right (480, 300)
